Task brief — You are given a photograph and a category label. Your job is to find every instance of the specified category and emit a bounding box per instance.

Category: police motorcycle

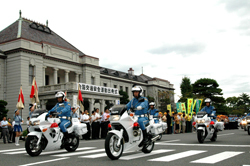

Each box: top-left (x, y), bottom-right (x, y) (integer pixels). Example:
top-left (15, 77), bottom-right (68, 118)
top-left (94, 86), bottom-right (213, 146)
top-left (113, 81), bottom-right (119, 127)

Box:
top-left (105, 104), bottom-right (164, 160)
top-left (193, 111), bottom-right (224, 143)
top-left (25, 107), bottom-right (87, 156)
top-left (245, 113), bottom-right (250, 135)
top-left (149, 115), bottom-right (167, 141)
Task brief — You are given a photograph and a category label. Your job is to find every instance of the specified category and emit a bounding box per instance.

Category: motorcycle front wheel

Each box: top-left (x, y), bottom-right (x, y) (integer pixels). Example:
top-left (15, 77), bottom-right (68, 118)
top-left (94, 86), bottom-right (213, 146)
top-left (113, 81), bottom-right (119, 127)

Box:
top-left (105, 133), bottom-right (124, 160)
top-left (65, 136), bottom-right (79, 152)
top-left (142, 141), bottom-right (155, 153)
top-left (25, 136), bottom-right (43, 156)
top-left (197, 130), bottom-right (205, 143)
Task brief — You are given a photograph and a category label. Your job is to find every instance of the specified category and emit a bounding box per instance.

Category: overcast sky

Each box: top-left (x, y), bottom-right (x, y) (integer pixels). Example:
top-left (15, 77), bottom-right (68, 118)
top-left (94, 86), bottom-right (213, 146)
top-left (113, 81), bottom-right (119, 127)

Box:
top-left (1, 0), bottom-right (250, 102)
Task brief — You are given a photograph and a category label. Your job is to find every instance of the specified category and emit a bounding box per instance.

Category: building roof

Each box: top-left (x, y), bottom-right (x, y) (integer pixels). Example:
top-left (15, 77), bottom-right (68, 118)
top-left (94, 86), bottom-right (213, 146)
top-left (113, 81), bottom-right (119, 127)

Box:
top-left (0, 17), bottom-right (87, 56)
top-left (100, 67), bottom-right (149, 83)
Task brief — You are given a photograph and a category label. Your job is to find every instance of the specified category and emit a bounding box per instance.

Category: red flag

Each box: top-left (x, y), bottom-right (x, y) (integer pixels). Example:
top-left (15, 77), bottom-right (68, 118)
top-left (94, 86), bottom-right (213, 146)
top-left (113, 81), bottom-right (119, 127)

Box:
top-left (30, 77), bottom-right (39, 104)
top-left (78, 86), bottom-right (83, 102)
top-left (16, 86), bottom-right (25, 108)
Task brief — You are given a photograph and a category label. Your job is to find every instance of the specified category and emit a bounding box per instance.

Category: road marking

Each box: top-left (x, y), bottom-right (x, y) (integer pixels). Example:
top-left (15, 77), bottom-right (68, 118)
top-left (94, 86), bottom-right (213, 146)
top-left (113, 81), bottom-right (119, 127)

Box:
top-left (191, 151), bottom-right (244, 164)
top-left (148, 150), bottom-right (207, 162)
top-left (120, 149), bottom-right (174, 160)
top-left (162, 139), bottom-right (180, 143)
top-left (0, 148), bottom-right (24, 153)
top-left (79, 140), bottom-right (104, 144)
top-left (155, 142), bottom-right (250, 148)
top-left (217, 133), bottom-right (235, 137)
top-left (53, 149), bottom-right (104, 157)
top-left (79, 153), bottom-right (107, 158)
top-left (4, 147), bottom-right (96, 155)
top-left (19, 157), bottom-right (69, 166)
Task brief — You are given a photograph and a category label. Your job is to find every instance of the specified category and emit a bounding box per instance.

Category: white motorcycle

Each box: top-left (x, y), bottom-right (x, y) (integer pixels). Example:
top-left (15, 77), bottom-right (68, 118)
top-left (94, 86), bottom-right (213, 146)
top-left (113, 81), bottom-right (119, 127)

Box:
top-left (194, 111), bottom-right (224, 143)
top-left (105, 104), bottom-right (167, 160)
top-left (26, 108), bottom-right (87, 156)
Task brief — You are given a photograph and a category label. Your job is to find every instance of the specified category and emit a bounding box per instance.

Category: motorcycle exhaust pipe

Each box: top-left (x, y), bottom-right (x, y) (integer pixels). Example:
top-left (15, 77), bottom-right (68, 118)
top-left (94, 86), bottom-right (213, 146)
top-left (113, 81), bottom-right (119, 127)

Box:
top-left (151, 135), bottom-right (160, 142)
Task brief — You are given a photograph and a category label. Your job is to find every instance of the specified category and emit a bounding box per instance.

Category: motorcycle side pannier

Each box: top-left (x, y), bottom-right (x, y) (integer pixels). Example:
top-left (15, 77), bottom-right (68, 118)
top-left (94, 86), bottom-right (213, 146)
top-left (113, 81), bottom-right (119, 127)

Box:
top-left (74, 123), bottom-right (87, 135)
top-left (215, 122), bottom-right (224, 131)
top-left (161, 122), bottom-right (167, 130)
top-left (150, 123), bottom-right (164, 135)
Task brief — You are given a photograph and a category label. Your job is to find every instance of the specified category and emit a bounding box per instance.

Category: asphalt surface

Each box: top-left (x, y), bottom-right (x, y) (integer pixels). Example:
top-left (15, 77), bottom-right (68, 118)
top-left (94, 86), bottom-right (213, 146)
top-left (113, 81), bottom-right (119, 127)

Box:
top-left (0, 128), bottom-right (250, 166)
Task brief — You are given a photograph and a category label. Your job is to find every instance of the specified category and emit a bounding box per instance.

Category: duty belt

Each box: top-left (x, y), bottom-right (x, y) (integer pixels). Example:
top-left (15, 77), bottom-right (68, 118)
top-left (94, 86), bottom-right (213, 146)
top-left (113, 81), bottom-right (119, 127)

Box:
top-left (59, 116), bottom-right (71, 120)
top-left (136, 114), bottom-right (148, 118)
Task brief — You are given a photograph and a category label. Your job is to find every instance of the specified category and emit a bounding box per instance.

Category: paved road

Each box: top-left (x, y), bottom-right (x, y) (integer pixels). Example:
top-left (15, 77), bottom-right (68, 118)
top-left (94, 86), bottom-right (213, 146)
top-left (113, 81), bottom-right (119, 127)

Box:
top-left (0, 128), bottom-right (249, 166)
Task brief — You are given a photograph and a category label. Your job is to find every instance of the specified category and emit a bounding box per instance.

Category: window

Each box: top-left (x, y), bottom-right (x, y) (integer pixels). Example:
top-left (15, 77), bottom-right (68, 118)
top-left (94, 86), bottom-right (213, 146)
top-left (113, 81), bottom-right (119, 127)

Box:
top-left (125, 87), bottom-right (128, 94)
top-left (45, 75), bottom-right (49, 85)
top-left (103, 83), bottom-right (107, 87)
top-left (144, 90), bottom-right (146, 97)
top-left (120, 86), bottom-right (123, 91)
top-left (114, 85), bottom-right (117, 88)
top-left (91, 77), bottom-right (95, 85)
top-left (29, 65), bottom-right (35, 85)
top-left (57, 77), bottom-right (60, 84)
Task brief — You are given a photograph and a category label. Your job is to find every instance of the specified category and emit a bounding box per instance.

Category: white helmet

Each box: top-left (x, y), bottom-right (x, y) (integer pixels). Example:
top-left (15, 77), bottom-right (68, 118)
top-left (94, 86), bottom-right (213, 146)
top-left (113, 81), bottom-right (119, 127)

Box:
top-left (131, 85), bottom-right (143, 97)
top-left (149, 102), bottom-right (155, 107)
top-left (204, 98), bottom-right (211, 103)
top-left (55, 91), bottom-right (66, 100)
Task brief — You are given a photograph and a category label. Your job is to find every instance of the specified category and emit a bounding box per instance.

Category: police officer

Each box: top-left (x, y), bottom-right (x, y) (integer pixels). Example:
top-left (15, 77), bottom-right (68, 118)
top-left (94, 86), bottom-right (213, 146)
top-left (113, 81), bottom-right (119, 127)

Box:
top-left (71, 104), bottom-right (80, 119)
top-left (200, 98), bottom-right (216, 120)
top-left (47, 91), bottom-right (71, 143)
top-left (126, 85), bottom-right (149, 144)
top-left (148, 102), bottom-right (159, 123)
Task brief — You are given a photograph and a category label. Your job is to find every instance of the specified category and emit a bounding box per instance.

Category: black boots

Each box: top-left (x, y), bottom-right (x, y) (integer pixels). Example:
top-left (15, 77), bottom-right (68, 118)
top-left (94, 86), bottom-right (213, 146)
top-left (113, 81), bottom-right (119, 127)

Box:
top-left (63, 132), bottom-right (70, 144)
top-left (142, 130), bottom-right (149, 144)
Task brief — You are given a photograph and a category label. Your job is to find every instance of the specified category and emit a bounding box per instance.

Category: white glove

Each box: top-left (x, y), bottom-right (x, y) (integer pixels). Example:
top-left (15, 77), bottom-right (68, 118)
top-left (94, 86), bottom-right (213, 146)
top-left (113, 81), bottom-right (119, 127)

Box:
top-left (34, 103), bottom-right (37, 106)
top-left (137, 106), bottom-right (142, 110)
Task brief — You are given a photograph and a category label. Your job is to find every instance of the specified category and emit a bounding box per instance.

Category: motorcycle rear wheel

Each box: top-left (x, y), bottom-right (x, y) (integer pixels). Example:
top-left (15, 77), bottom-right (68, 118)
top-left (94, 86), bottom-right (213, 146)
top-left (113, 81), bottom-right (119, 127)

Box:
top-left (197, 131), bottom-right (205, 143)
top-left (142, 142), bottom-right (154, 153)
top-left (105, 133), bottom-right (124, 160)
top-left (25, 136), bottom-right (43, 156)
top-left (65, 136), bottom-right (79, 152)
top-left (248, 127), bottom-right (250, 135)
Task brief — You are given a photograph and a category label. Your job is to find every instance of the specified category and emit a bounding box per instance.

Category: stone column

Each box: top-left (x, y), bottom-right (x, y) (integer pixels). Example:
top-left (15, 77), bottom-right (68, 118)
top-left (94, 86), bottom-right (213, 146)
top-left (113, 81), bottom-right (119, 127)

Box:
top-left (53, 68), bottom-right (58, 84)
top-left (41, 99), bottom-right (47, 109)
top-left (88, 98), bottom-right (95, 116)
top-left (43, 66), bottom-right (47, 86)
top-left (75, 72), bottom-right (79, 83)
top-left (99, 99), bottom-right (105, 114)
top-left (65, 70), bottom-right (69, 83)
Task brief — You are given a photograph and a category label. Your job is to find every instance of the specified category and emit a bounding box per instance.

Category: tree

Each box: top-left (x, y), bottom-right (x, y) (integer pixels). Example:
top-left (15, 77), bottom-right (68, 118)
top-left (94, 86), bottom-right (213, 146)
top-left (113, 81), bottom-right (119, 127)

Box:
top-left (119, 90), bottom-right (129, 104)
top-left (237, 93), bottom-right (250, 113)
top-left (192, 78), bottom-right (225, 114)
top-left (179, 77), bottom-right (193, 102)
top-left (146, 95), bottom-right (155, 103)
top-left (0, 100), bottom-right (9, 120)
top-left (158, 91), bottom-right (171, 112)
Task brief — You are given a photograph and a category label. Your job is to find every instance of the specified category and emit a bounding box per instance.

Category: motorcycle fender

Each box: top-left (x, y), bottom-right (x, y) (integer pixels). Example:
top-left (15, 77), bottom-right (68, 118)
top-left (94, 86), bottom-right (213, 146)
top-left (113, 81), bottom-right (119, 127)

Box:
top-left (27, 131), bottom-right (42, 145)
top-left (197, 127), bottom-right (205, 136)
top-left (108, 130), bottom-right (123, 140)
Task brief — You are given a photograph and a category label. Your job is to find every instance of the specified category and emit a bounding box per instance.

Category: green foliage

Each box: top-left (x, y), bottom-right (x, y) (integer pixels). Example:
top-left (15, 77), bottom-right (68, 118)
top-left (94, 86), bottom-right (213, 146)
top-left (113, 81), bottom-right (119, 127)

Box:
top-left (119, 90), bottom-right (129, 104)
top-left (146, 95), bottom-right (155, 103)
top-left (158, 91), bottom-right (171, 112)
top-left (22, 129), bottom-right (28, 137)
top-left (226, 93), bottom-right (250, 115)
top-left (192, 78), bottom-right (225, 114)
top-left (179, 77), bottom-right (193, 102)
top-left (0, 100), bottom-right (9, 120)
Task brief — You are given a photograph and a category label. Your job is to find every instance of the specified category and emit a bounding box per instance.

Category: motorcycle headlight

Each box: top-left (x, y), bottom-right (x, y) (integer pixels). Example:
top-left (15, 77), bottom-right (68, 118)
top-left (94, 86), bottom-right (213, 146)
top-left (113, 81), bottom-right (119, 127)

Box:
top-left (32, 120), bottom-right (40, 126)
top-left (111, 115), bottom-right (120, 121)
top-left (201, 119), bottom-right (205, 123)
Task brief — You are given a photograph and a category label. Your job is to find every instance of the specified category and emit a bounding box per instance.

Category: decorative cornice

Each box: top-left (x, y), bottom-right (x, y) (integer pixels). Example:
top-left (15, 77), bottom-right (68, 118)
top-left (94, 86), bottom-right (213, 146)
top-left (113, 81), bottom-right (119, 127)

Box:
top-left (4, 47), bottom-right (45, 56)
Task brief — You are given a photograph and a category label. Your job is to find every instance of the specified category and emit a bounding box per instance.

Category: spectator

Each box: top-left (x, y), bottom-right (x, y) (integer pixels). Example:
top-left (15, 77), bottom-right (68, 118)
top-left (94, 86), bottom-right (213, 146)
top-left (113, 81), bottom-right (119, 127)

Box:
top-left (8, 118), bottom-right (13, 141)
top-left (181, 112), bottom-right (186, 133)
top-left (29, 103), bottom-right (36, 118)
top-left (174, 113), bottom-right (180, 134)
top-left (91, 110), bottom-right (98, 139)
top-left (81, 110), bottom-right (91, 140)
top-left (102, 108), bottom-right (110, 138)
top-left (186, 113), bottom-right (192, 133)
top-left (1, 117), bottom-right (12, 144)
top-left (71, 105), bottom-right (80, 119)
top-left (166, 110), bottom-right (171, 134)
top-left (95, 108), bottom-right (101, 139)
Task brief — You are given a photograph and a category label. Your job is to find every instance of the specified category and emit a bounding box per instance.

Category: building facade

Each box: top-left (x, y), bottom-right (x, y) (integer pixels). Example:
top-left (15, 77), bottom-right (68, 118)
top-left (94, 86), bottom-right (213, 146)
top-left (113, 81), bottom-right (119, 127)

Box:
top-left (0, 14), bottom-right (175, 118)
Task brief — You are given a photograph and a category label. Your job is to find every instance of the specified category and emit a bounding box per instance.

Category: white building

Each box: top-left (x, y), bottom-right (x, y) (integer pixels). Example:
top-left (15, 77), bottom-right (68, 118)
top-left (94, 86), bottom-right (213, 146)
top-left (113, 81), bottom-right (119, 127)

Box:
top-left (0, 13), bottom-right (175, 118)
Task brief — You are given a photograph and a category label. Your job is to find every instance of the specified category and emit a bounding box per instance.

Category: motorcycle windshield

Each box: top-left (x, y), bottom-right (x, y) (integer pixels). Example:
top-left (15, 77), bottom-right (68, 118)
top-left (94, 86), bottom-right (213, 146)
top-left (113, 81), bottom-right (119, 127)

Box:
top-left (110, 104), bottom-right (127, 115)
top-left (31, 109), bottom-right (48, 118)
top-left (197, 112), bottom-right (207, 118)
